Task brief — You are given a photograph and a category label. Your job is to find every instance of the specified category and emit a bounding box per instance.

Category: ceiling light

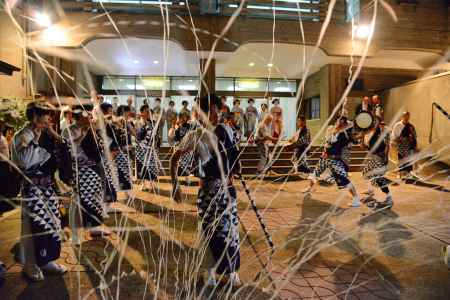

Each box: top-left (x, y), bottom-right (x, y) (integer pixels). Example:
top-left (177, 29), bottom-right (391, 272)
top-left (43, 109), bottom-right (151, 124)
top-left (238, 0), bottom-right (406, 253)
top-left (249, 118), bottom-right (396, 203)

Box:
top-left (238, 80), bottom-right (259, 89)
top-left (142, 78), bottom-right (165, 88)
top-left (93, 0), bottom-right (173, 4)
top-left (248, 62), bottom-right (255, 67)
top-left (34, 12), bottom-right (51, 28)
top-left (228, 4), bottom-right (238, 8)
top-left (178, 85), bottom-right (196, 90)
top-left (274, 87), bottom-right (291, 92)
top-left (267, 63), bottom-right (273, 67)
top-left (42, 26), bottom-right (68, 43)
top-left (153, 60), bottom-right (159, 64)
top-left (274, 0), bottom-right (316, 3)
top-left (247, 5), bottom-right (312, 13)
top-left (354, 24), bottom-right (373, 39)
top-left (141, 0), bottom-right (173, 4)
top-left (133, 60), bottom-right (140, 64)
top-left (179, 1), bottom-right (185, 5)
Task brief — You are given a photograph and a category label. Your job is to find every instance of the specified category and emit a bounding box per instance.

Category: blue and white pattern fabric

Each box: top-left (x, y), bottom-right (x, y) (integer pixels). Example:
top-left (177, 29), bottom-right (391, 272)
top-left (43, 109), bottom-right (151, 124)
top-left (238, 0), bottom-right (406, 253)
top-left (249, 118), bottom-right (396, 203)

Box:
top-left (136, 121), bottom-right (160, 180)
top-left (311, 129), bottom-right (352, 188)
top-left (21, 177), bottom-right (62, 266)
top-left (175, 123), bottom-right (196, 176)
top-left (176, 124), bottom-right (241, 274)
top-left (197, 179), bottom-right (240, 274)
top-left (292, 127), bottom-right (311, 173)
top-left (63, 125), bottom-right (106, 226)
top-left (363, 127), bottom-right (391, 189)
top-left (12, 126), bottom-right (62, 267)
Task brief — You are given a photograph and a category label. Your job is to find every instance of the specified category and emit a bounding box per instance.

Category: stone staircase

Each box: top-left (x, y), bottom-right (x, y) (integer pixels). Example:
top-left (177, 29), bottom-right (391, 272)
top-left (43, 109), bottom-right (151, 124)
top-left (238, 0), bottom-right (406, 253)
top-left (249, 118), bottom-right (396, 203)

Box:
top-left (158, 144), bottom-right (368, 175)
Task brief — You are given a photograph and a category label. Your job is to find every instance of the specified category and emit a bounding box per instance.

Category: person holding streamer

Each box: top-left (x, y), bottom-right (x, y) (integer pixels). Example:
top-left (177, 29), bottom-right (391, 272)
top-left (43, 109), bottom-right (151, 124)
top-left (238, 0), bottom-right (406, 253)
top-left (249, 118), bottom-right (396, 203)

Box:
top-left (170, 95), bottom-right (242, 288)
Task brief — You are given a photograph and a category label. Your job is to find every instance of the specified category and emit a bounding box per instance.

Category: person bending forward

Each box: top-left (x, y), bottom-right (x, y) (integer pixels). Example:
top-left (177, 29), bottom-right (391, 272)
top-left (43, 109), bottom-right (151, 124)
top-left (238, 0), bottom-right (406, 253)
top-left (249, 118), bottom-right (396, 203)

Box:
top-left (304, 116), bottom-right (361, 207)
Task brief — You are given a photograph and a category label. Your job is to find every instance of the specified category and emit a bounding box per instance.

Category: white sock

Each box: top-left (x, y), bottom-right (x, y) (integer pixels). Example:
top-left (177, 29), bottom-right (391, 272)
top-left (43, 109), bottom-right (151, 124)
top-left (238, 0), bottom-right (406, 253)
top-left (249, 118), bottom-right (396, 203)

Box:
top-left (230, 272), bottom-right (240, 284)
top-left (206, 268), bottom-right (217, 286)
top-left (346, 183), bottom-right (360, 202)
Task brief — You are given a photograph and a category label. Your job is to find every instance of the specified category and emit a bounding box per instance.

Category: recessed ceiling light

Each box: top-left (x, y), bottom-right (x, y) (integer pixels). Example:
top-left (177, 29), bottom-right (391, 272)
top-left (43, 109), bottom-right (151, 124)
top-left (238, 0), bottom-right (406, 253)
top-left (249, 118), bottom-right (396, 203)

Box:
top-left (34, 12), bottom-right (51, 27)
top-left (248, 62), bottom-right (255, 67)
top-left (354, 24), bottom-right (373, 39)
top-left (133, 60), bottom-right (139, 64)
top-left (267, 63), bottom-right (273, 67)
top-left (153, 60), bottom-right (159, 64)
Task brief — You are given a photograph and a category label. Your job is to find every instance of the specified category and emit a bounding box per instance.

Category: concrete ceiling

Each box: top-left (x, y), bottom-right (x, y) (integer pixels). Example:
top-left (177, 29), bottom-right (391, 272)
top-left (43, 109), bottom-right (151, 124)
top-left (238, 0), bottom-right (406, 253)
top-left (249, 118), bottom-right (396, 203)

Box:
top-left (75, 38), bottom-right (445, 78)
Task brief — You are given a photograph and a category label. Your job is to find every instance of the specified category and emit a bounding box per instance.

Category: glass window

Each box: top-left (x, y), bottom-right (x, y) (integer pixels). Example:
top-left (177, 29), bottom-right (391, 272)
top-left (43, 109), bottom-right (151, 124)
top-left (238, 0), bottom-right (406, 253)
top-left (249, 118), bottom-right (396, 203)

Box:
top-left (269, 79), bottom-right (297, 93)
top-left (102, 76), bottom-right (135, 90)
top-left (136, 77), bottom-right (170, 90)
top-left (305, 96), bottom-right (320, 120)
top-left (216, 78), bottom-right (235, 92)
top-left (235, 78), bottom-right (268, 92)
top-left (171, 77), bottom-right (199, 91)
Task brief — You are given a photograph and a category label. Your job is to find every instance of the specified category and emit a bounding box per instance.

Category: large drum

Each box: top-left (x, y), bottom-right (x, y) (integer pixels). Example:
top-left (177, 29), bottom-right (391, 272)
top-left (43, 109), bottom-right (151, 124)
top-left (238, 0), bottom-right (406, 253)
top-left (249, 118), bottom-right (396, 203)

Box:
top-left (354, 111), bottom-right (374, 131)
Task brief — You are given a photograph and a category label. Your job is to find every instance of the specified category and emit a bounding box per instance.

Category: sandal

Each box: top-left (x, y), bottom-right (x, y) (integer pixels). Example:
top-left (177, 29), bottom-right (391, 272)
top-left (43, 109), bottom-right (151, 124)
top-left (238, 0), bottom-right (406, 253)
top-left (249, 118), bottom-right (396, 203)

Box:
top-left (23, 264), bottom-right (44, 282)
top-left (41, 261), bottom-right (67, 275)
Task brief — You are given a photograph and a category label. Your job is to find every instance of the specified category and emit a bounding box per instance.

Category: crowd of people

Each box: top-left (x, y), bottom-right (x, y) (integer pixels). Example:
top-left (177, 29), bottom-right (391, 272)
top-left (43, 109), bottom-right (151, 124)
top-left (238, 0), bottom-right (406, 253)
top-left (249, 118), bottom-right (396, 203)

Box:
top-left (102, 96), bottom-right (286, 147)
top-left (0, 93), bottom-right (283, 286)
top-left (0, 92), bottom-right (423, 286)
top-left (285, 94), bottom-right (418, 211)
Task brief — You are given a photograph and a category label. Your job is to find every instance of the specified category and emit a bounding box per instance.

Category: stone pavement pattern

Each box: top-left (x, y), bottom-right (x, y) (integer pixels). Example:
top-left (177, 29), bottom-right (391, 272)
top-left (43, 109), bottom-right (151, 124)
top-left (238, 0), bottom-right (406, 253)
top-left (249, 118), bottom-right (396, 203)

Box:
top-left (0, 173), bottom-right (449, 299)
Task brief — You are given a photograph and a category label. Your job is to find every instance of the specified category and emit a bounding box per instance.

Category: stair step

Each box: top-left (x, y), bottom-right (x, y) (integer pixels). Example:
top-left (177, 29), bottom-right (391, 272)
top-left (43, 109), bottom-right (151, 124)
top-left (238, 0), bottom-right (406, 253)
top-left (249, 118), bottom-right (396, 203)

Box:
top-left (157, 164), bottom-right (365, 174)
top-left (158, 145), bottom-right (366, 154)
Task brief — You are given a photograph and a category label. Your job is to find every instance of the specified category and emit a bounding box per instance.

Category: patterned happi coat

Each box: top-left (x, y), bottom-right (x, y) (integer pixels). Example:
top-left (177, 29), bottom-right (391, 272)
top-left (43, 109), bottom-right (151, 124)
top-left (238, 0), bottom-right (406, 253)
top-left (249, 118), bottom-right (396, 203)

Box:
top-left (12, 126), bottom-right (63, 266)
top-left (176, 123), bottom-right (241, 274)
top-left (362, 127), bottom-right (391, 189)
top-left (136, 120), bottom-right (161, 180)
top-left (63, 125), bottom-right (105, 227)
top-left (292, 126), bottom-right (311, 173)
top-left (174, 122), bottom-right (197, 176)
top-left (312, 128), bottom-right (352, 189)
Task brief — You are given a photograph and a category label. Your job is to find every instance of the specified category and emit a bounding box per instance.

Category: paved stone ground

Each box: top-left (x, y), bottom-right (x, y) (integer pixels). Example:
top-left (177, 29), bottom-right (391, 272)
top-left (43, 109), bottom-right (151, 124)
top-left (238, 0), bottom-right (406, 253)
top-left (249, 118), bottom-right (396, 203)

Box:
top-left (0, 173), bottom-right (449, 299)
